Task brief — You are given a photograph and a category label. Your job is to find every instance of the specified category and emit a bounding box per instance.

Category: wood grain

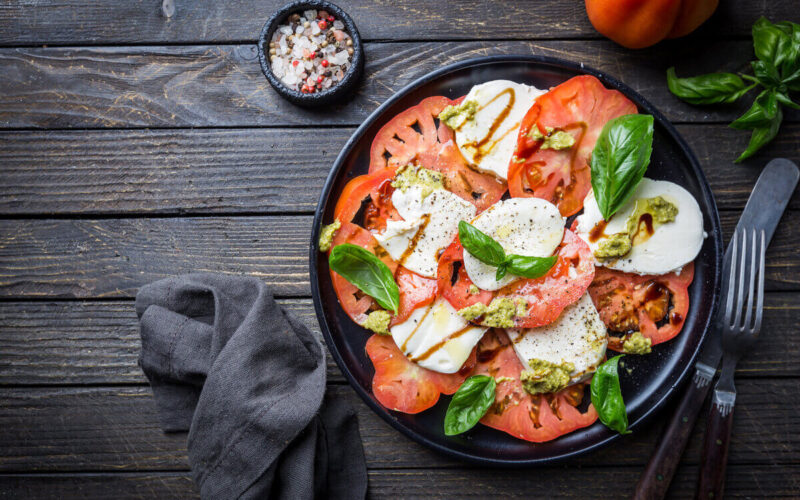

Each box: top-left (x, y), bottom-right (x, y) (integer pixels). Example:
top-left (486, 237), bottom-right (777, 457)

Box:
top-left (0, 125), bottom-right (796, 216)
top-left (0, 381), bottom-right (798, 473)
top-left (1, 294), bottom-right (798, 386)
top-left (2, 40), bottom-right (798, 129)
top-left (1, 211), bottom-right (798, 299)
top-left (0, 0), bottom-right (789, 45)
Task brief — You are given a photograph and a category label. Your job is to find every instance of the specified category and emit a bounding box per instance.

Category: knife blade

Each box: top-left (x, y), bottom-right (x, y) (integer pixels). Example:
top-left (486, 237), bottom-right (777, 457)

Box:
top-left (634, 158), bottom-right (799, 500)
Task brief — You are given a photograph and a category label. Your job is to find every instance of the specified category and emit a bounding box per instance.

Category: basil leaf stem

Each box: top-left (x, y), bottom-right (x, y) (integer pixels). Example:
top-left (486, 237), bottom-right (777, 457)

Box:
top-left (589, 114), bottom-right (654, 221)
top-left (590, 355), bottom-right (631, 435)
top-left (458, 221), bottom-right (557, 282)
top-left (328, 243), bottom-right (400, 314)
top-left (444, 375), bottom-right (496, 436)
top-left (666, 67), bottom-right (755, 105)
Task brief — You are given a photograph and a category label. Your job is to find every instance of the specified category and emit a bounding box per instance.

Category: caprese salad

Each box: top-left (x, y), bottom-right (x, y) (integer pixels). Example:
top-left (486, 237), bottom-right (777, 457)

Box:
top-left (318, 75), bottom-right (705, 441)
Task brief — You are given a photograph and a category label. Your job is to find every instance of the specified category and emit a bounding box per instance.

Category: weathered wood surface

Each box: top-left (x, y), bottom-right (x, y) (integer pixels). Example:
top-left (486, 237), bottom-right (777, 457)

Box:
top-left (0, 381), bottom-right (798, 473)
top-left (1, 211), bottom-right (798, 299)
top-left (2, 40), bottom-right (799, 129)
top-left (0, 125), bottom-right (797, 216)
top-left (1, 294), bottom-right (798, 386)
top-left (0, 0), bottom-right (790, 45)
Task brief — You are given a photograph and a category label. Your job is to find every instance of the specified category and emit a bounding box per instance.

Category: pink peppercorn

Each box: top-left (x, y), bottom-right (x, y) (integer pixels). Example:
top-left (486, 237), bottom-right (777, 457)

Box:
top-left (321, 59), bottom-right (329, 68)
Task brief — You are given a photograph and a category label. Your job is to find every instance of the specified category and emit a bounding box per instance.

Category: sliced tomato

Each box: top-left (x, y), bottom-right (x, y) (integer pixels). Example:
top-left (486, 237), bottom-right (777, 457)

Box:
top-left (369, 96), bottom-right (453, 172)
top-left (438, 230), bottom-right (594, 328)
top-left (508, 75), bottom-right (637, 217)
top-left (588, 263), bottom-right (695, 349)
top-left (334, 168), bottom-right (397, 226)
top-left (392, 266), bottom-right (437, 326)
top-left (366, 334), bottom-right (476, 414)
top-left (472, 330), bottom-right (598, 443)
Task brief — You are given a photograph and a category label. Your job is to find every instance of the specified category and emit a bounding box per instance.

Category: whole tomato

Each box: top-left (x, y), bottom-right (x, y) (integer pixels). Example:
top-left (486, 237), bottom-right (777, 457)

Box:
top-left (585, 0), bottom-right (719, 49)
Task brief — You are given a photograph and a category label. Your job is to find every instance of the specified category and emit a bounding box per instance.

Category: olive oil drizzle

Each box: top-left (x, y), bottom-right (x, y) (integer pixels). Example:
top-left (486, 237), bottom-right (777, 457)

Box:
top-left (461, 87), bottom-right (516, 163)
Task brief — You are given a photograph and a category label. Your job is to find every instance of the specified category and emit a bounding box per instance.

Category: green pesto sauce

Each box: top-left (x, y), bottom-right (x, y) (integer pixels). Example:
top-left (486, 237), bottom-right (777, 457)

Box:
top-left (318, 219), bottom-right (341, 252)
top-left (362, 310), bottom-right (391, 336)
top-left (594, 196), bottom-right (679, 261)
top-left (458, 302), bottom-right (487, 322)
top-left (468, 284), bottom-right (480, 295)
top-left (622, 331), bottom-right (652, 355)
top-left (391, 164), bottom-right (444, 200)
top-left (520, 358), bottom-right (575, 395)
top-left (514, 298), bottom-right (528, 317)
top-left (438, 100), bottom-right (479, 130)
top-left (527, 126), bottom-right (575, 150)
top-left (458, 297), bottom-right (526, 327)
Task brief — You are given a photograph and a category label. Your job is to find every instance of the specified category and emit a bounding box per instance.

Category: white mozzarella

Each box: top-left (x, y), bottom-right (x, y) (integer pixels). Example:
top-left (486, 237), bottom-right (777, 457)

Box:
top-left (463, 198), bottom-right (565, 291)
top-left (373, 185), bottom-right (476, 278)
top-left (390, 297), bottom-right (488, 374)
top-left (574, 178), bottom-right (705, 275)
top-left (509, 293), bottom-right (608, 384)
top-left (455, 80), bottom-right (544, 181)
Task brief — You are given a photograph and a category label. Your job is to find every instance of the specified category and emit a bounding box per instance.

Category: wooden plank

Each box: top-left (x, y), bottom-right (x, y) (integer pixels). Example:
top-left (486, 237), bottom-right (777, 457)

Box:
top-left (0, 473), bottom-right (199, 500)
top-left (0, 125), bottom-right (796, 216)
top-left (1, 294), bottom-right (798, 386)
top-left (2, 40), bottom-right (798, 129)
top-left (1, 211), bottom-right (798, 299)
top-left (0, 0), bottom-right (788, 45)
top-left (0, 381), bottom-right (798, 472)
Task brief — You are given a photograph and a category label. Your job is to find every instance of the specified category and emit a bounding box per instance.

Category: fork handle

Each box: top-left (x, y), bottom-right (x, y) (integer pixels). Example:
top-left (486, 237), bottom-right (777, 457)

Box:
top-left (633, 370), bottom-right (713, 499)
top-left (696, 398), bottom-right (735, 499)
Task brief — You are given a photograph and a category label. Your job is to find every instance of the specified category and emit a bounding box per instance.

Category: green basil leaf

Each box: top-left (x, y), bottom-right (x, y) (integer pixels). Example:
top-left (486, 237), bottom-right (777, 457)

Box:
top-left (458, 221), bottom-right (506, 267)
top-left (590, 355), bottom-right (631, 435)
top-left (328, 243), bottom-right (400, 313)
top-left (735, 106), bottom-right (783, 163)
top-left (776, 91), bottom-right (800, 110)
top-left (753, 17), bottom-right (790, 68)
top-left (666, 67), bottom-right (755, 105)
top-left (589, 114), bottom-right (654, 221)
top-left (505, 254), bottom-right (558, 279)
top-left (752, 60), bottom-right (782, 88)
top-left (495, 262), bottom-right (508, 281)
top-left (444, 375), bottom-right (496, 436)
top-left (730, 90), bottom-right (779, 130)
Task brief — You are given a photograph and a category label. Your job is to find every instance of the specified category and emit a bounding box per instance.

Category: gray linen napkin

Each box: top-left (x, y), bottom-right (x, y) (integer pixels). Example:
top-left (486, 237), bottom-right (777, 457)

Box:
top-left (135, 273), bottom-right (367, 499)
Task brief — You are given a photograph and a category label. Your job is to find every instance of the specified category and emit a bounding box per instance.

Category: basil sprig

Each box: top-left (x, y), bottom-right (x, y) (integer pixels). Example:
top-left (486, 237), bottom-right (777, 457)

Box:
top-left (444, 375), bottom-right (496, 436)
top-left (667, 17), bottom-right (799, 162)
top-left (458, 221), bottom-right (557, 282)
top-left (328, 243), bottom-right (399, 314)
top-left (590, 355), bottom-right (631, 435)
top-left (589, 114), bottom-right (654, 221)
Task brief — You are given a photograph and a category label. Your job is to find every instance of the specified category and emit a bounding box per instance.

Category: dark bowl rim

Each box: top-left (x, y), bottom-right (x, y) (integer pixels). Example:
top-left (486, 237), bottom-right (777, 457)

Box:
top-left (257, 0), bottom-right (364, 103)
top-left (309, 54), bottom-right (723, 466)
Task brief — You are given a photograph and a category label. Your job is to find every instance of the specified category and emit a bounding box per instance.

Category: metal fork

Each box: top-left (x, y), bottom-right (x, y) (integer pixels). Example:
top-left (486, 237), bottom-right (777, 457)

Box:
top-left (696, 228), bottom-right (766, 499)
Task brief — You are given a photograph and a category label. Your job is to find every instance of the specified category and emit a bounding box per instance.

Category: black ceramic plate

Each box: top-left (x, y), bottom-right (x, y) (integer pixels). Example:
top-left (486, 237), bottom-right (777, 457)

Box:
top-left (310, 56), bottom-right (722, 465)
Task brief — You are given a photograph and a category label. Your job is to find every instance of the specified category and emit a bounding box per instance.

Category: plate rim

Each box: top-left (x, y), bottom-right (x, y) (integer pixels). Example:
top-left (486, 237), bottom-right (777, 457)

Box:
top-left (309, 54), bottom-right (723, 466)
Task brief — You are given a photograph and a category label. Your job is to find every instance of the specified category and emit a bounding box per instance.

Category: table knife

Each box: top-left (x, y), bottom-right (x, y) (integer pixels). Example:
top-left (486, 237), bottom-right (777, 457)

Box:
top-left (633, 158), bottom-right (800, 500)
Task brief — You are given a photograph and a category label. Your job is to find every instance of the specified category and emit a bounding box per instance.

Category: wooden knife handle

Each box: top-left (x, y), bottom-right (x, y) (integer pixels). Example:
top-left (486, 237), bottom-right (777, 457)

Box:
top-left (696, 398), bottom-right (735, 499)
top-left (633, 370), bottom-right (713, 500)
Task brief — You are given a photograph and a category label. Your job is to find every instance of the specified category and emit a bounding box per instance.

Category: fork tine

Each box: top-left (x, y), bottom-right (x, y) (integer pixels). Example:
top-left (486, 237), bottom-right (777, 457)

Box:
top-left (733, 228), bottom-right (747, 329)
top-left (753, 229), bottom-right (766, 333)
top-left (725, 229), bottom-right (738, 326)
top-left (743, 228), bottom-right (757, 331)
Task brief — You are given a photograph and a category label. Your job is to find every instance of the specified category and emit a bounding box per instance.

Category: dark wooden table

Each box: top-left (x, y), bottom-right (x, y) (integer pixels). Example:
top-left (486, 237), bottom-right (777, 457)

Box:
top-left (1, 1), bottom-right (798, 498)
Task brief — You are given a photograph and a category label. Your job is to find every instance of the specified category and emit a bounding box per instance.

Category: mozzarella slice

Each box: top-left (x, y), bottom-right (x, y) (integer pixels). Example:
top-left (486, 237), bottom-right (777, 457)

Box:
top-left (509, 293), bottom-right (608, 384)
top-left (455, 80), bottom-right (544, 181)
top-left (390, 297), bottom-right (488, 374)
top-left (574, 178), bottom-right (705, 275)
top-left (463, 198), bottom-right (565, 291)
top-left (373, 185), bottom-right (476, 278)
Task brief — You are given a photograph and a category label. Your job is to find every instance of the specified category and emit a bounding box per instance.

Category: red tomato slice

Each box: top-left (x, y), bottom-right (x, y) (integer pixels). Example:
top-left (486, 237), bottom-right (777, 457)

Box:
top-left (392, 266), bottom-right (437, 327)
top-left (334, 168), bottom-right (397, 225)
top-left (588, 263), bottom-right (694, 349)
top-left (508, 75), bottom-right (637, 217)
top-left (366, 334), bottom-right (476, 414)
top-left (369, 96), bottom-right (453, 172)
top-left (437, 230), bottom-right (595, 328)
top-left (473, 330), bottom-right (598, 443)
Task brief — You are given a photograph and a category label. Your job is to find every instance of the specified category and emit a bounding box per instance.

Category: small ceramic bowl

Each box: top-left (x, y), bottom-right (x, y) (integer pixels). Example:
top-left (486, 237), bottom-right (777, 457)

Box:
top-left (258, 0), bottom-right (365, 107)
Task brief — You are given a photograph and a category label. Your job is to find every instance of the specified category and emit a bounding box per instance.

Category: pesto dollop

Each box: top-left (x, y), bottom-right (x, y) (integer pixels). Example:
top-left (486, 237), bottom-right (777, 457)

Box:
top-left (318, 219), bottom-right (341, 252)
top-left (528, 126), bottom-right (575, 150)
top-left (391, 164), bottom-right (444, 200)
top-left (457, 297), bottom-right (520, 328)
top-left (622, 331), bottom-right (652, 355)
top-left (458, 302), bottom-right (487, 322)
top-left (362, 310), bottom-right (391, 336)
top-left (468, 284), bottom-right (480, 295)
top-left (594, 196), bottom-right (679, 261)
top-left (520, 358), bottom-right (575, 395)
top-left (438, 100), bottom-right (479, 130)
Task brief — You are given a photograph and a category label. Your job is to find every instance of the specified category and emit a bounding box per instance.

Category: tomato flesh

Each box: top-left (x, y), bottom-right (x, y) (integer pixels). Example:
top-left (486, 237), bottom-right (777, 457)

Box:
top-left (508, 75), bottom-right (637, 217)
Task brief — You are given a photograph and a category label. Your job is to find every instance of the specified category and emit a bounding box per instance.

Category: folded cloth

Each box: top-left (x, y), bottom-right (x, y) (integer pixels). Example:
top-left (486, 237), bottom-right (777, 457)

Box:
top-left (135, 273), bottom-right (367, 500)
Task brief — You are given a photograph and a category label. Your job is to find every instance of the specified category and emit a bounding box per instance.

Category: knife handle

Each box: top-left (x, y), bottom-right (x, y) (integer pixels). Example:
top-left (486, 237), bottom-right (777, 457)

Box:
top-left (696, 395), bottom-right (735, 499)
top-left (633, 368), bottom-right (714, 500)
